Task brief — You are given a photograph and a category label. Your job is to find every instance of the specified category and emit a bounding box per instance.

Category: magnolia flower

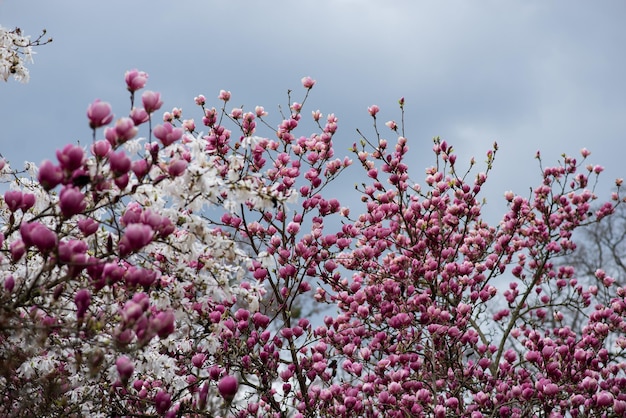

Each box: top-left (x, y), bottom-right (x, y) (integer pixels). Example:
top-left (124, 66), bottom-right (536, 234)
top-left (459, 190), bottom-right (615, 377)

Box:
top-left (87, 99), bottom-right (114, 129)
top-left (218, 375), bottom-right (239, 404)
top-left (0, 26), bottom-right (38, 83)
top-left (124, 69), bottom-right (148, 92)
top-left (141, 90), bottom-right (163, 113)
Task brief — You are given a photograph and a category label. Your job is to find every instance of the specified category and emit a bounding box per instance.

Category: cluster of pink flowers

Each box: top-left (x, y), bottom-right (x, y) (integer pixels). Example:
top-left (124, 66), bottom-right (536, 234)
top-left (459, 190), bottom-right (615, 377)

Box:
top-left (0, 69), bottom-right (625, 417)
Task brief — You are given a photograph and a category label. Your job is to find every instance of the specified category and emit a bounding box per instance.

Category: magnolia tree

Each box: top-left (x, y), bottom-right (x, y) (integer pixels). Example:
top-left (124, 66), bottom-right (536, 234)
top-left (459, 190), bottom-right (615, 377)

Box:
top-left (1, 68), bottom-right (626, 418)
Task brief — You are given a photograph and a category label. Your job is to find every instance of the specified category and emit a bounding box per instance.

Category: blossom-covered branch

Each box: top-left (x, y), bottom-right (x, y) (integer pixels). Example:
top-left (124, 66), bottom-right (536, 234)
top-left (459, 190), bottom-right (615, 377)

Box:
top-left (0, 25), bottom-right (51, 83)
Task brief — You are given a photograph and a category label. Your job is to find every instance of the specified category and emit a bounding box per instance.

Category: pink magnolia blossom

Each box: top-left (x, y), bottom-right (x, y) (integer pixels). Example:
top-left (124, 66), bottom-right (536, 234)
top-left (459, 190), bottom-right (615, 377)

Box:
top-left (141, 90), bottom-right (163, 113)
top-left (116, 355), bottom-right (134, 384)
top-left (3, 275), bottom-right (15, 292)
top-left (113, 117), bottom-right (138, 143)
top-left (87, 99), bottom-right (114, 129)
top-left (218, 375), bottom-right (239, 403)
top-left (167, 159), bottom-right (187, 177)
top-left (151, 310), bottom-right (175, 338)
top-left (368, 104), bottom-right (380, 116)
top-left (56, 144), bottom-right (85, 172)
top-left (301, 76), bottom-right (316, 89)
top-left (218, 90), bottom-right (231, 101)
top-left (118, 223), bottom-right (154, 256)
top-left (125, 69), bottom-right (148, 92)
top-left (194, 94), bottom-right (206, 106)
top-left (154, 391), bottom-right (171, 414)
top-left (59, 186), bottom-right (86, 218)
top-left (130, 107), bottom-right (150, 125)
top-left (4, 190), bottom-right (23, 212)
top-left (131, 159), bottom-right (150, 179)
top-left (74, 289), bottom-right (91, 319)
top-left (37, 160), bottom-right (63, 190)
top-left (108, 150), bottom-right (131, 175)
top-left (91, 139), bottom-right (111, 158)
top-left (153, 122), bottom-right (183, 146)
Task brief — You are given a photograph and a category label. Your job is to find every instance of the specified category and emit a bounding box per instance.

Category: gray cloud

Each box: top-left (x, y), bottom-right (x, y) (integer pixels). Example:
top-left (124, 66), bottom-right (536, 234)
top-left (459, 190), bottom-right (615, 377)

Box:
top-left (1, 1), bottom-right (624, 218)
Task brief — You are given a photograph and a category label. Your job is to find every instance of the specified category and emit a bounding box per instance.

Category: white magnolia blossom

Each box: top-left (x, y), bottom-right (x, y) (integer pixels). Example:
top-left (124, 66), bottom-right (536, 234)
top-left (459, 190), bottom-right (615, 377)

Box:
top-left (0, 26), bottom-right (35, 83)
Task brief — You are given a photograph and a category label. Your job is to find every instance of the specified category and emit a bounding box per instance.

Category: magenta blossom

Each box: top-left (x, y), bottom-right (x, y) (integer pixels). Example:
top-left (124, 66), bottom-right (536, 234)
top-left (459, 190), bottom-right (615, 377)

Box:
top-left (59, 186), bottom-right (87, 218)
top-left (9, 240), bottom-right (25, 262)
top-left (113, 117), bottom-right (138, 144)
top-left (141, 90), bottom-right (163, 114)
top-left (115, 355), bottom-right (134, 384)
top-left (167, 159), bottom-right (187, 177)
top-left (87, 99), bottom-right (114, 129)
top-left (118, 223), bottom-right (154, 256)
top-left (74, 289), bottom-right (91, 319)
top-left (154, 390), bottom-right (171, 414)
top-left (3, 276), bottom-right (15, 293)
top-left (125, 69), bottom-right (148, 92)
top-left (301, 76), bottom-right (316, 89)
top-left (4, 190), bottom-right (23, 212)
top-left (20, 193), bottom-right (36, 211)
top-left (56, 144), bottom-right (85, 172)
top-left (108, 150), bottom-right (131, 176)
top-left (368, 104), bottom-right (380, 116)
top-left (218, 375), bottom-right (239, 403)
top-left (130, 107), bottom-right (150, 125)
top-left (151, 310), bottom-right (175, 339)
top-left (131, 159), bottom-right (150, 179)
top-left (153, 122), bottom-right (183, 147)
top-left (218, 90), bottom-right (231, 101)
top-left (20, 221), bottom-right (57, 254)
top-left (38, 160), bottom-right (63, 190)
top-left (91, 139), bottom-right (111, 158)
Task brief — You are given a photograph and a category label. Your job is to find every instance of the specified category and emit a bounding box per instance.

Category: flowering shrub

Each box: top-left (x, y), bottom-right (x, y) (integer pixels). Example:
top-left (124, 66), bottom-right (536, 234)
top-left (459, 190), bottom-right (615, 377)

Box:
top-left (0, 25), bottom-right (51, 83)
top-left (1, 69), bottom-right (625, 417)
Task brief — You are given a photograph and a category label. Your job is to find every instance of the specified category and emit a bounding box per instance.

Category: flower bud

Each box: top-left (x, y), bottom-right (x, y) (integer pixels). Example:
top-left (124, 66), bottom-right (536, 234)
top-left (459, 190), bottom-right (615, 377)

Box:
top-left (10, 240), bottom-right (25, 262)
top-left (154, 390), bottom-right (171, 414)
top-left (151, 310), bottom-right (175, 339)
top-left (218, 90), bottom-right (231, 101)
top-left (4, 276), bottom-right (15, 292)
top-left (75, 289), bottom-right (91, 319)
top-left (114, 117), bottom-right (138, 143)
top-left (116, 355), bottom-right (134, 385)
top-left (218, 375), bottom-right (238, 403)
top-left (20, 193), bottom-right (36, 211)
top-left (301, 76), bottom-right (316, 89)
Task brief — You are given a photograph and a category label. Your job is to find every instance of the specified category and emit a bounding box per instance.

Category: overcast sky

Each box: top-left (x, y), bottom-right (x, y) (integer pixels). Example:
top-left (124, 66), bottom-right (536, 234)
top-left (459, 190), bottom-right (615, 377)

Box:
top-left (2, 1), bottom-right (625, 222)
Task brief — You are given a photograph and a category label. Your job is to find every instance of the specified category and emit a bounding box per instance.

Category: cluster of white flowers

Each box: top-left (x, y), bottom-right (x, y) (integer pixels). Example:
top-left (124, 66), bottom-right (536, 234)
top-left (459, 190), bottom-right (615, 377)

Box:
top-left (0, 26), bottom-right (35, 83)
